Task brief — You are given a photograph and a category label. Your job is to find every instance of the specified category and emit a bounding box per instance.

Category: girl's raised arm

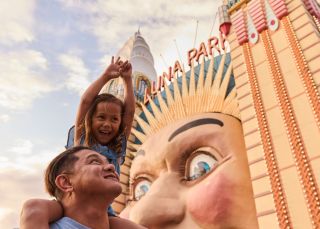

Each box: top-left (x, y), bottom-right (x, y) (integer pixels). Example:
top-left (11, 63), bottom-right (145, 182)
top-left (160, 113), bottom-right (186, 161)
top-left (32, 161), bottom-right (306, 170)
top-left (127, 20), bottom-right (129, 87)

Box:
top-left (74, 57), bottom-right (123, 145)
top-left (119, 61), bottom-right (135, 138)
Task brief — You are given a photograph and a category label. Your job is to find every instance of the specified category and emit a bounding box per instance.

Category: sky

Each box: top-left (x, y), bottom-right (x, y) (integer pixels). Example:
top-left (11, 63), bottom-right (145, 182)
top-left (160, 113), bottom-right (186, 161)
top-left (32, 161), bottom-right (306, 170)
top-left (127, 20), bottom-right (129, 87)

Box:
top-left (0, 0), bottom-right (221, 228)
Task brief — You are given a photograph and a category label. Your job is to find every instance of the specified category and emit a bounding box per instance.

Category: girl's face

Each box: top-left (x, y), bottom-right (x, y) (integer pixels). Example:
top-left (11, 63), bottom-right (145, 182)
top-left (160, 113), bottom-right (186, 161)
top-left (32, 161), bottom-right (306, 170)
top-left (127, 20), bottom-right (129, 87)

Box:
top-left (92, 101), bottom-right (121, 145)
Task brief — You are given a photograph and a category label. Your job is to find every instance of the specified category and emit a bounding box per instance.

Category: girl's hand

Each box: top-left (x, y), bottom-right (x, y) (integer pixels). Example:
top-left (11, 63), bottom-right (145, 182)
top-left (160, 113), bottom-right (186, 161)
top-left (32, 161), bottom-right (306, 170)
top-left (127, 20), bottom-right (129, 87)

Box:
top-left (120, 60), bottom-right (132, 81)
top-left (103, 56), bottom-right (122, 80)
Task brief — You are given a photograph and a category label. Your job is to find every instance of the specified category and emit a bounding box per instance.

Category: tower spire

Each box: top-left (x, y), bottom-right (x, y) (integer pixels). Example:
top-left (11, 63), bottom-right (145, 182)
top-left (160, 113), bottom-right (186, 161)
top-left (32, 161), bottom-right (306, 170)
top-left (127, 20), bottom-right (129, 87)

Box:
top-left (137, 25), bottom-right (141, 35)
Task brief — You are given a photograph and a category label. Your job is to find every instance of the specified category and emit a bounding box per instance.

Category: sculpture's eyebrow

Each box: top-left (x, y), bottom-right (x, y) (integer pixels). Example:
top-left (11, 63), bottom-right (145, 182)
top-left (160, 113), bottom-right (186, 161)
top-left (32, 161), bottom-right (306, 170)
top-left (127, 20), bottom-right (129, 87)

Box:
top-left (168, 118), bottom-right (224, 142)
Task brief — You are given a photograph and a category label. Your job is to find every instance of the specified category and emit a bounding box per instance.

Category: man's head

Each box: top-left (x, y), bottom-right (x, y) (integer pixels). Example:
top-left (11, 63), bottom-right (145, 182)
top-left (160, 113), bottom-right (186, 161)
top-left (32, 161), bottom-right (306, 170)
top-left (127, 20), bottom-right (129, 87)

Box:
top-left (45, 146), bottom-right (122, 202)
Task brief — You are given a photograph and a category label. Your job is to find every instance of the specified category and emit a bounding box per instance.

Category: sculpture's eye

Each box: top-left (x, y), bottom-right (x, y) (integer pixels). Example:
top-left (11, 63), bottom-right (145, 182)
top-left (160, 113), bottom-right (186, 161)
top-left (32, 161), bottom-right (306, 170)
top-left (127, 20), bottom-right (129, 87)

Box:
top-left (134, 179), bottom-right (151, 201)
top-left (187, 152), bottom-right (218, 181)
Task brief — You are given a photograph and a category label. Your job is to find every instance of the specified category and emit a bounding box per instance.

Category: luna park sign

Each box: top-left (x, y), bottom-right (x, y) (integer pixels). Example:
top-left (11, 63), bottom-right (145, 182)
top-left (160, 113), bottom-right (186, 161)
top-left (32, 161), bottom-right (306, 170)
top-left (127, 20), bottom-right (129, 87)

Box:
top-left (143, 33), bottom-right (227, 104)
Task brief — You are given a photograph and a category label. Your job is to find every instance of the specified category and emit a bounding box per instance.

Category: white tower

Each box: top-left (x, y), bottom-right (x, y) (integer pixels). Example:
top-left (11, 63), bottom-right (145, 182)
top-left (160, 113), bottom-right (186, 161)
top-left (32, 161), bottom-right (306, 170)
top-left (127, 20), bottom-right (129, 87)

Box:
top-left (130, 30), bottom-right (157, 82)
top-left (102, 30), bottom-right (157, 102)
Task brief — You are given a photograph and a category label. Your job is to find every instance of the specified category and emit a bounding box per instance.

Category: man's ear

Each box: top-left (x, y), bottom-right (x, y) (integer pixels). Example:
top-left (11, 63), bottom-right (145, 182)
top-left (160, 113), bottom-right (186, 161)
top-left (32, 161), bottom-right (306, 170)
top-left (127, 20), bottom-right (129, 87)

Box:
top-left (55, 174), bottom-right (73, 193)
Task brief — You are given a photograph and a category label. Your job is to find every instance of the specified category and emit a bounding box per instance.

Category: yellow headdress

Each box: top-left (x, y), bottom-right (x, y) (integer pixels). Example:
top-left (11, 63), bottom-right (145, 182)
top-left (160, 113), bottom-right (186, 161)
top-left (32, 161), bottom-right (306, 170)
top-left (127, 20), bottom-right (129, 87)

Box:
top-left (129, 53), bottom-right (240, 151)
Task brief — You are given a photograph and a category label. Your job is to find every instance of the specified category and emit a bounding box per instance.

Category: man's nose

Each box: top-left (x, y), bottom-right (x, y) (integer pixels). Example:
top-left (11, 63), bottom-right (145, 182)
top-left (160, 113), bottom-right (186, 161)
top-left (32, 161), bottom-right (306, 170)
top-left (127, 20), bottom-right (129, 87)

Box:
top-left (129, 172), bottom-right (185, 228)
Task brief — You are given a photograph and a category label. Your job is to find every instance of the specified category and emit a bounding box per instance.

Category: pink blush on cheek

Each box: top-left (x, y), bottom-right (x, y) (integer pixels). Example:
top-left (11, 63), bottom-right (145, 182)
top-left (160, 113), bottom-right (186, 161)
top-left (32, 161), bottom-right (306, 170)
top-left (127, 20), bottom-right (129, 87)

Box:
top-left (186, 173), bottom-right (234, 226)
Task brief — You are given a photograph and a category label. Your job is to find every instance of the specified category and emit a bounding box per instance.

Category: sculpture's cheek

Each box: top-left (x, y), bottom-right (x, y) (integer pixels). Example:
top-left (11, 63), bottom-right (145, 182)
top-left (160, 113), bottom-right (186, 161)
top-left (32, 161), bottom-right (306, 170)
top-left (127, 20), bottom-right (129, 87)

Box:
top-left (186, 173), bottom-right (233, 226)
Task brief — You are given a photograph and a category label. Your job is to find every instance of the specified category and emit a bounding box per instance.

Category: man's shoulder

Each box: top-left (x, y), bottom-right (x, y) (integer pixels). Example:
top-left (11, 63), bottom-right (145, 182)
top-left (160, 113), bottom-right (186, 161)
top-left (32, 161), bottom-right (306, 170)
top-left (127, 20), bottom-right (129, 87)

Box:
top-left (50, 217), bottom-right (90, 229)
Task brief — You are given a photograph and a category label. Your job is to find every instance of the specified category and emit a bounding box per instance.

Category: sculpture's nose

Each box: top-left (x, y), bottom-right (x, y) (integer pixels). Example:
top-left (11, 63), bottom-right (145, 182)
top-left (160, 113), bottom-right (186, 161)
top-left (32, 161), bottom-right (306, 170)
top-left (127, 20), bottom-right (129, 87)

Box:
top-left (129, 172), bottom-right (185, 228)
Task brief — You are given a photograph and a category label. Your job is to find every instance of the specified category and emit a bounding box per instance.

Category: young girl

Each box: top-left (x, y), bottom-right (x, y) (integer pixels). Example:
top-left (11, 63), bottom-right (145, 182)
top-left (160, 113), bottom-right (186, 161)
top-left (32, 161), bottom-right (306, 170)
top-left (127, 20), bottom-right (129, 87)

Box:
top-left (20, 57), bottom-right (143, 229)
top-left (72, 56), bottom-right (135, 177)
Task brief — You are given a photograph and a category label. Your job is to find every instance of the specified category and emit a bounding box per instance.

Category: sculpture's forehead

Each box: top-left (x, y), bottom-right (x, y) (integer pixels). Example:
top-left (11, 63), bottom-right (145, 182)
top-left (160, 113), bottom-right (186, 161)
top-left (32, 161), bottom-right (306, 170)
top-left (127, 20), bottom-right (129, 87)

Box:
top-left (140, 112), bottom-right (229, 147)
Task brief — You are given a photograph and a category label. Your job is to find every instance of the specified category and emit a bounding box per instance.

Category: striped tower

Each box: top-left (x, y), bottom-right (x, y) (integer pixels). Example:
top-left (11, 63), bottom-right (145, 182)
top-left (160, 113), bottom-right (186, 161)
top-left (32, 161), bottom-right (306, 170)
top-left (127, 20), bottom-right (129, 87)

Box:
top-left (223, 0), bottom-right (320, 228)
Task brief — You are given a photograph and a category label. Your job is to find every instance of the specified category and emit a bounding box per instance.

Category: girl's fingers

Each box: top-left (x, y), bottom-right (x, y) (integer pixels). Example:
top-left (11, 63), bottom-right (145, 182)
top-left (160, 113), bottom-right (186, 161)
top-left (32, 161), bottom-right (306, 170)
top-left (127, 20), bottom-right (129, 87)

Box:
top-left (120, 60), bottom-right (129, 69)
top-left (127, 63), bottom-right (132, 70)
top-left (124, 62), bottom-right (131, 71)
top-left (115, 56), bottom-right (121, 64)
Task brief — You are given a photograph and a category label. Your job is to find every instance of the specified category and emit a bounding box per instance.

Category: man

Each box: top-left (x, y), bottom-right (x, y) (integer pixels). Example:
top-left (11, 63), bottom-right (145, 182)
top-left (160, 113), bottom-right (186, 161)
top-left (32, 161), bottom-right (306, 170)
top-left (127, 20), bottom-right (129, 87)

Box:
top-left (20, 146), bottom-right (145, 229)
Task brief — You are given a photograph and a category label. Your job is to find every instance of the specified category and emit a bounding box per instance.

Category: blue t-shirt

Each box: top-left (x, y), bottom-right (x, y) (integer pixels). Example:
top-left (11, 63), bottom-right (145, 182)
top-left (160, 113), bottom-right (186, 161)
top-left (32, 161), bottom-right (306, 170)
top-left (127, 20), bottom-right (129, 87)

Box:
top-left (50, 217), bottom-right (90, 229)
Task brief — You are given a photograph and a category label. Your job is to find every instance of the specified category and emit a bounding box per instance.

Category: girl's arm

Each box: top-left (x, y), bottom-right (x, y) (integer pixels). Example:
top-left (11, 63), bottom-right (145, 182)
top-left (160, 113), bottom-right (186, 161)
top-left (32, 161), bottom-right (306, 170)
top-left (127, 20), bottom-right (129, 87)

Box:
top-left (120, 62), bottom-right (135, 138)
top-left (74, 57), bottom-right (124, 144)
top-left (20, 199), bottom-right (63, 229)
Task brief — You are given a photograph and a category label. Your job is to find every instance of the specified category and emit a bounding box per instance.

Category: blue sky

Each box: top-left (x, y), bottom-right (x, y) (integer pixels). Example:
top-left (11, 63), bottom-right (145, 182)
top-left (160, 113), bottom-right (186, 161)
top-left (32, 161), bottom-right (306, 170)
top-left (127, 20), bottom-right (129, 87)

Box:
top-left (0, 0), bottom-right (220, 227)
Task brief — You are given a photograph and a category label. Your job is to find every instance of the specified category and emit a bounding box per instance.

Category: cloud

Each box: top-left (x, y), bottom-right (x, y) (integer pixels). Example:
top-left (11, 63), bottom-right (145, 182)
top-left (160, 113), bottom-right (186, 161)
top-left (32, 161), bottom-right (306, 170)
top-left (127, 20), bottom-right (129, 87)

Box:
top-left (1, 139), bottom-right (62, 171)
top-left (99, 54), bottom-right (114, 71)
top-left (57, 0), bottom-right (220, 75)
top-left (0, 114), bottom-right (10, 123)
top-left (0, 0), bottom-right (36, 45)
top-left (59, 53), bottom-right (91, 95)
top-left (0, 143), bottom-right (63, 228)
top-left (9, 139), bottom-right (33, 156)
top-left (0, 168), bottom-right (51, 229)
top-left (0, 50), bottom-right (54, 110)
top-left (0, 208), bottom-right (19, 229)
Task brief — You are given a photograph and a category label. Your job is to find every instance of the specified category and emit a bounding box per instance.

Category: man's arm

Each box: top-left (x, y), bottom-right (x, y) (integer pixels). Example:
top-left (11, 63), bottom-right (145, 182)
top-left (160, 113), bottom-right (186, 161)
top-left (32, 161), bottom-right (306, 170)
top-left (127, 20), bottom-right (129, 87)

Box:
top-left (20, 199), bottom-right (63, 229)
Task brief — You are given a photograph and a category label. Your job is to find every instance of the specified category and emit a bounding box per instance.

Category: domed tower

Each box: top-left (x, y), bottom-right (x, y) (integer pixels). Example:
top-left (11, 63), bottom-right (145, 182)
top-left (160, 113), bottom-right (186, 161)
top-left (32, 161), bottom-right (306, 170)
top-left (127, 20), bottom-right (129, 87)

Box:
top-left (131, 29), bottom-right (157, 82)
top-left (101, 30), bottom-right (157, 103)
top-left (130, 30), bottom-right (157, 102)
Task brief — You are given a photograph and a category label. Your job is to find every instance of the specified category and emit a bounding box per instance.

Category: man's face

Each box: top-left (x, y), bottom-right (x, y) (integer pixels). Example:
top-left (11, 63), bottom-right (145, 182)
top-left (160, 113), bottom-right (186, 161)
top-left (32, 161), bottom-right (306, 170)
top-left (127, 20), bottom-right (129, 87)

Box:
top-left (122, 113), bottom-right (258, 229)
top-left (70, 149), bottom-right (122, 197)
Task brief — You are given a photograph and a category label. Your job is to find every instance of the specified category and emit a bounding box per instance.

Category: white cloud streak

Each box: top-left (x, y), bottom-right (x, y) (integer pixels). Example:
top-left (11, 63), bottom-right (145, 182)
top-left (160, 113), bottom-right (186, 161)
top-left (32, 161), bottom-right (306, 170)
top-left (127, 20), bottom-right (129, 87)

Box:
top-left (58, 0), bottom-right (220, 74)
top-left (0, 142), bottom-right (63, 228)
top-left (59, 53), bottom-right (91, 95)
top-left (0, 114), bottom-right (10, 123)
top-left (9, 139), bottom-right (33, 156)
top-left (1, 139), bottom-right (63, 172)
top-left (0, 0), bottom-right (36, 45)
top-left (0, 50), bottom-right (54, 110)
top-left (0, 168), bottom-right (51, 229)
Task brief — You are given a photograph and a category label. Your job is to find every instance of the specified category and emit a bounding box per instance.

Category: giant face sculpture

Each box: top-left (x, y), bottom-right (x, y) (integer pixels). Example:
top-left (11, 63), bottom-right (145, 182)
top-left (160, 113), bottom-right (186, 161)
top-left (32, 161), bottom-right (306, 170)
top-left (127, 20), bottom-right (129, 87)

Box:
top-left (122, 54), bottom-right (258, 229)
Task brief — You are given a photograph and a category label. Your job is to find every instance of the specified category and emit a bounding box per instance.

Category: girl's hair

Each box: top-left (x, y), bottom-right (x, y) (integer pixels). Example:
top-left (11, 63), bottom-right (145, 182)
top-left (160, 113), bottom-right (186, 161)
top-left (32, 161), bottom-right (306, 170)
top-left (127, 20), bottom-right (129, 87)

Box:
top-left (83, 93), bottom-right (126, 154)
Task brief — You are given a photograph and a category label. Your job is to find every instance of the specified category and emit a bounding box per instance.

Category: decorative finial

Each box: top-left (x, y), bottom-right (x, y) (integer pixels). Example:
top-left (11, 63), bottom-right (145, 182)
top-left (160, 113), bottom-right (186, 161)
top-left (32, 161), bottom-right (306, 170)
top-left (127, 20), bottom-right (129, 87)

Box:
top-left (138, 25), bottom-right (141, 35)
